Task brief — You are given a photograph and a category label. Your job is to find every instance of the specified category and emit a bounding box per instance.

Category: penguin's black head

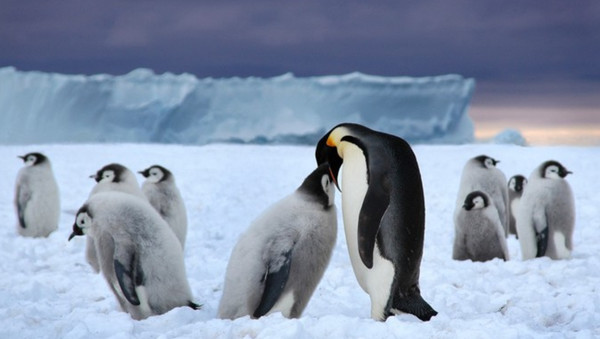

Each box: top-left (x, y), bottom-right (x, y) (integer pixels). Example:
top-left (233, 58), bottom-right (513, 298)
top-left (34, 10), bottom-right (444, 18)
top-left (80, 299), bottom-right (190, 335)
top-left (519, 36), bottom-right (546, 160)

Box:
top-left (91, 163), bottom-right (127, 183)
top-left (316, 129), bottom-right (343, 191)
top-left (463, 191), bottom-right (489, 211)
top-left (474, 155), bottom-right (499, 169)
top-left (69, 205), bottom-right (92, 241)
top-left (18, 152), bottom-right (48, 166)
top-left (541, 160), bottom-right (572, 179)
top-left (138, 165), bottom-right (172, 183)
top-left (508, 175), bottom-right (527, 192)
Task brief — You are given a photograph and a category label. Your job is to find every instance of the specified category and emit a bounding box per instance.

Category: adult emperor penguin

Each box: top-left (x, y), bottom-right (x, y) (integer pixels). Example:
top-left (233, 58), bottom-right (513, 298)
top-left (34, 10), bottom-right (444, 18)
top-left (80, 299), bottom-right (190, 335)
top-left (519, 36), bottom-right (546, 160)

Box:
top-left (68, 191), bottom-right (200, 320)
top-left (218, 164), bottom-right (337, 319)
top-left (14, 152), bottom-right (60, 238)
top-left (516, 160), bottom-right (574, 260)
top-left (86, 163), bottom-right (146, 273)
top-left (139, 165), bottom-right (188, 249)
top-left (507, 175), bottom-right (527, 237)
top-left (453, 191), bottom-right (509, 262)
top-left (456, 155), bottom-right (509, 237)
top-left (315, 123), bottom-right (437, 322)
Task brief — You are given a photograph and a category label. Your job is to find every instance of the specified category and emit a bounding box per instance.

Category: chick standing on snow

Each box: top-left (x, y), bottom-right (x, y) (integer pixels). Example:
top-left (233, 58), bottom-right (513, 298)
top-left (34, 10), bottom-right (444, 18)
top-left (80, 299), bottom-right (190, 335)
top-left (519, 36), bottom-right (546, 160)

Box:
top-left (85, 163), bottom-right (146, 273)
top-left (453, 191), bottom-right (509, 262)
top-left (14, 152), bottom-right (60, 238)
top-left (455, 155), bottom-right (509, 237)
top-left (139, 165), bottom-right (188, 249)
top-left (508, 175), bottom-right (527, 237)
top-left (68, 191), bottom-right (200, 320)
top-left (218, 164), bottom-right (337, 319)
top-left (517, 160), bottom-right (575, 260)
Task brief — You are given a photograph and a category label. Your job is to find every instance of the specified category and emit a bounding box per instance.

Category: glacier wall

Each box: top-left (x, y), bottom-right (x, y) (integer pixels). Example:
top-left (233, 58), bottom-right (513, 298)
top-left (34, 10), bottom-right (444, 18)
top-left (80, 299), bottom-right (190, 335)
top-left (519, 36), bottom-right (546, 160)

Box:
top-left (0, 67), bottom-right (475, 145)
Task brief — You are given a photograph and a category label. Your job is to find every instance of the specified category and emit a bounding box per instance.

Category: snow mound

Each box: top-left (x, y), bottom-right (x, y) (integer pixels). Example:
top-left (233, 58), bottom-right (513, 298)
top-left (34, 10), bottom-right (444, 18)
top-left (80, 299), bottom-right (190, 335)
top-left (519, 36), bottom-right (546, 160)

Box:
top-left (493, 129), bottom-right (527, 146)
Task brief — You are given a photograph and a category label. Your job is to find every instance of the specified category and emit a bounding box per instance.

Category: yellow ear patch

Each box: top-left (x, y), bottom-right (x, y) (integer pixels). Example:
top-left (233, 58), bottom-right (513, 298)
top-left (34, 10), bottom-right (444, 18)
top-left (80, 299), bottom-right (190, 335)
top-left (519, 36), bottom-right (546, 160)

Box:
top-left (326, 135), bottom-right (336, 147)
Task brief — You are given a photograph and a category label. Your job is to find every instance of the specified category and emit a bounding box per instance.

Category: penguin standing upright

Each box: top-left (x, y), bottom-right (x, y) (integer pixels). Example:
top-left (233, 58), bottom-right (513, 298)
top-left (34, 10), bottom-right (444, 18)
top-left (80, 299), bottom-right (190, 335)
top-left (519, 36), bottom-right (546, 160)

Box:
top-left (455, 155), bottom-right (509, 237)
top-left (516, 160), bottom-right (575, 260)
top-left (218, 164), bottom-right (337, 319)
top-left (507, 175), bottom-right (527, 237)
top-left (68, 191), bottom-right (200, 320)
top-left (316, 123), bottom-right (437, 322)
top-left (453, 191), bottom-right (509, 262)
top-left (139, 165), bottom-right (188, 249)
top-left (85, 163), bottom-right (146, 273)
top-left (14, 152), bottom-right (60, 238)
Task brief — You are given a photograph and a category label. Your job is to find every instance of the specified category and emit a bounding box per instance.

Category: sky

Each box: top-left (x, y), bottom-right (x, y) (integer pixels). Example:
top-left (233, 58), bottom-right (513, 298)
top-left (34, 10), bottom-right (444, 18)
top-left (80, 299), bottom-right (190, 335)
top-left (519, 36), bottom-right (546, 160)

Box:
top-left (1, 0), bottom-right (599, 141)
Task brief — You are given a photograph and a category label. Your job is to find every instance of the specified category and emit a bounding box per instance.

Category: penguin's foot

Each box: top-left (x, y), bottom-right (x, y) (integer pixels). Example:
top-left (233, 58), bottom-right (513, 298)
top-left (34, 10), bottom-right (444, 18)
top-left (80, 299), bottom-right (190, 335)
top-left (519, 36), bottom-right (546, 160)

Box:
top-left (390, 294), bottom-right (437, 321)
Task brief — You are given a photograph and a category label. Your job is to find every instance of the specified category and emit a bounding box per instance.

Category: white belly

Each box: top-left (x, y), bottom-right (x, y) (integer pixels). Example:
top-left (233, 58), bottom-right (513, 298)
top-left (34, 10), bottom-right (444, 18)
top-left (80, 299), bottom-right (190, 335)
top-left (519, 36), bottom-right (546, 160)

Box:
top-left (510, 197), bottom-right (520, 218)
top-left (340, 144), bottom-right (395, 320)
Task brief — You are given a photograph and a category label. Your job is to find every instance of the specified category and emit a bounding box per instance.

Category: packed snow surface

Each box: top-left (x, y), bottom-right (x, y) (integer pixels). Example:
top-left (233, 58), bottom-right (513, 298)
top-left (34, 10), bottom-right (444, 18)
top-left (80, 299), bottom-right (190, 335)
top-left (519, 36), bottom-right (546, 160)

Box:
top-left (0, 67), bottom-right (475, 145)
top-left (0, 143), bottom-right (599, 338)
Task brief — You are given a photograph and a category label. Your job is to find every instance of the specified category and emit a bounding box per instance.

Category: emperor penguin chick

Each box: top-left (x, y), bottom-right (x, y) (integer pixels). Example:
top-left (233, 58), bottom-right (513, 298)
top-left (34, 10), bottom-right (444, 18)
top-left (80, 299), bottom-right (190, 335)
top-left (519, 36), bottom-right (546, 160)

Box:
top-left (453, 191), bottom-right (509, 262)
top-left (316, 123), bottom-right (437, 322)
top-left (456, 155), bottom-right (509, 237)
top-left (68, 191), bottom-right (200, 320)
top-left (14, 152), bottom-right (60, 238)
top-left (86, 163), bottom-right (146, 273)
top-left (139, 165), bottom-right (188, 249)
top-left (218, 164), bottom-right (337, 320)
top-left (517, 161), bottom-right (574, 260)
top-left (508, 175), bottom-right (527, 237)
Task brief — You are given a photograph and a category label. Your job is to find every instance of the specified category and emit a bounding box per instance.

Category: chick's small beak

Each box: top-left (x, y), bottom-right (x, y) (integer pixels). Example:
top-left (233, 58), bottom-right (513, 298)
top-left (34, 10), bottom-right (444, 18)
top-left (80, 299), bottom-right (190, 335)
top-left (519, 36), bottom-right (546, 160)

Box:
top-left (68, 224), bottom-right (84, 241)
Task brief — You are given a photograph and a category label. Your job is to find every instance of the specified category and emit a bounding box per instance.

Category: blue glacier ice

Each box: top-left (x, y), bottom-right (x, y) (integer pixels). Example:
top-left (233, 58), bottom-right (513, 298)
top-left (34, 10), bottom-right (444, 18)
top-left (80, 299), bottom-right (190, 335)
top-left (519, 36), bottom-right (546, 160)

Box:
top-left (0, 67), bottom-right (475, 145)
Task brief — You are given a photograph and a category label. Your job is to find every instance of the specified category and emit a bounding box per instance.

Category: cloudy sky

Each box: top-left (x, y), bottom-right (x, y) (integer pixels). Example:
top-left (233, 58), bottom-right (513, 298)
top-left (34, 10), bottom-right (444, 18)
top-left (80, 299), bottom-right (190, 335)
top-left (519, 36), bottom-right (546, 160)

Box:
top-left (1, 1), bottom-right (599, 132)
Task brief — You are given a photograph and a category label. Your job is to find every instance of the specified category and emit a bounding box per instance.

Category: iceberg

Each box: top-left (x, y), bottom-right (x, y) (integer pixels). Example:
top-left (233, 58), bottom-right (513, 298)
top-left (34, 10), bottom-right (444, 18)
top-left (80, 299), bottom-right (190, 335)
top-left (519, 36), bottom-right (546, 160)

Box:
top-left (0, 67), bottom-right (475, 145)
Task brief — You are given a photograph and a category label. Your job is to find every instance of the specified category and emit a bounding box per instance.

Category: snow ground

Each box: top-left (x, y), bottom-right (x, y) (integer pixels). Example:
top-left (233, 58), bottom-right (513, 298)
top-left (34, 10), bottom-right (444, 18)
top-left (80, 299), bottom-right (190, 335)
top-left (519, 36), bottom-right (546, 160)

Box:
top-left (0, 143), bottom-right (598, 338)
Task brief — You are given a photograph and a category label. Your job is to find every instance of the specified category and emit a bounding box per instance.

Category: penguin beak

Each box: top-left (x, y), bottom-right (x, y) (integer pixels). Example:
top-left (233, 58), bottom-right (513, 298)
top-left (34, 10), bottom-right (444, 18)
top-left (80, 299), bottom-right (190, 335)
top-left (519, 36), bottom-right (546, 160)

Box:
top-left (68, 224), bottom-right (84, 241)
top-left (138, 169), bottom-right (150, 178)
top-left (560, 169), bottom-right (573, 177)
top-left (463, 202), bottom-right (474, 211)
top-left (316, 134), bottom-right (342, 192)
top-left (17, 155), bottom-right (25, 160)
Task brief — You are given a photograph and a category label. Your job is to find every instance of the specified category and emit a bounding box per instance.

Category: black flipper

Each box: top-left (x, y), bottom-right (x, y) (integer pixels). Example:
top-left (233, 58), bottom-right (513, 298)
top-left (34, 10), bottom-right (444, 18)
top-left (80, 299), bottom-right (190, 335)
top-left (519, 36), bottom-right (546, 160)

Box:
top-left (188, 301), bottom-right (202, 310)
top-left (114, 245), bottom-right (142, 306)
top-left (16, 185), bottom-right (31, 229)
top-left (357, 176), bottom-right (389, 269)
top-left (392, 293), bottom-right (438, 321)
top-left (535, 227), bottom-right (549, 258)
top-left (253, 249), bottom-right (293, 318)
